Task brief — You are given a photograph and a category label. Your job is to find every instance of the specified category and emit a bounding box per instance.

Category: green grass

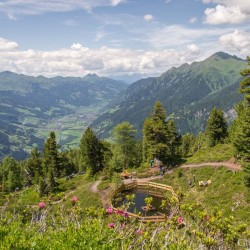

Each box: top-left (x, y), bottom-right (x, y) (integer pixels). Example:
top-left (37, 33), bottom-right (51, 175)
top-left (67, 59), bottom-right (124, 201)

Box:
top-left (159, 166), bottom-right (250, 225)
top-left (97, 180), bottom-right (110, 190)
top-left (1, 174), bottom-right (102, 210)
top-left (185, 143), bottom-right (236, 164)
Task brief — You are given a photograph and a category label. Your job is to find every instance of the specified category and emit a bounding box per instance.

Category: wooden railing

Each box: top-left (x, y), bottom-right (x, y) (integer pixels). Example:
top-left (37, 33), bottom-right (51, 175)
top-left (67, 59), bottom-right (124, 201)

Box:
top-left (110, 180), bottom-right (178, 222)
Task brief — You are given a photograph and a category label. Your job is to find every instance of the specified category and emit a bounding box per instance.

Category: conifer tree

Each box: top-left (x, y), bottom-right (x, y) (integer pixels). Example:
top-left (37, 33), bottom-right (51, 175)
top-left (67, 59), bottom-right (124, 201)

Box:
top-left (142, 101), bottom-right (167, 163)
top-left (205, 108), bottom-right (228, 147)
top-left (230, 57), bottom-right (250, 186)
top-left (1, 157), bottom-right (21, 192)
top-left (25, 148), bottom-right (42, 184)
top-left (112, 121), bottom-right (136, 170)
top-left (239, 56), bottom-right (250, 104)
top-left (42, 131), bottom-right (60, 193)
top-left (80, 127), bottom-right (104, 176)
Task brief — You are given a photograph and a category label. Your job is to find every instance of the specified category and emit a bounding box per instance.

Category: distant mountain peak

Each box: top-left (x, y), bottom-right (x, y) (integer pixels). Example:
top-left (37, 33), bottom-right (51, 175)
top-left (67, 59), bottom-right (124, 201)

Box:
top-left (209, 51), bottom-right (244, 61)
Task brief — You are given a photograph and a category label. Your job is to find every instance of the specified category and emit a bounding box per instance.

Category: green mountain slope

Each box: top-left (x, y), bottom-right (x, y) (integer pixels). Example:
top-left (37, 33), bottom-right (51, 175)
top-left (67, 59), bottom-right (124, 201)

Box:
top-left (92, 52), bottom-right (246, 137)
top-left (0, 72), bottom-right (127, 159)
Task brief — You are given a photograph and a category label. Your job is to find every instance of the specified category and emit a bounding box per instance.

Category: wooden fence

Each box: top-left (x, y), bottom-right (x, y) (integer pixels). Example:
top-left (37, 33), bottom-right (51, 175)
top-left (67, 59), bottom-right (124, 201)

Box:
top-left (110, 180), bottom-right (178, 222)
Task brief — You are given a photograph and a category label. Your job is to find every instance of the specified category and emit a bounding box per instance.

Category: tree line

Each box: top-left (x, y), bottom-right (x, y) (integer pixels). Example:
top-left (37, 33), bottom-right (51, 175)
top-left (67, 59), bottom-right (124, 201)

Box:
top-left (0, 57), bottom-right (250, 195)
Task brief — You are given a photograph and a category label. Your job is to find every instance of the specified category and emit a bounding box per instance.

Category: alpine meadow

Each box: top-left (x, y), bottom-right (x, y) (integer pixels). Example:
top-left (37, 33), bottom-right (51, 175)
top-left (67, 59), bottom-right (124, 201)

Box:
top-left (0, 0), bottom-right (250, 249)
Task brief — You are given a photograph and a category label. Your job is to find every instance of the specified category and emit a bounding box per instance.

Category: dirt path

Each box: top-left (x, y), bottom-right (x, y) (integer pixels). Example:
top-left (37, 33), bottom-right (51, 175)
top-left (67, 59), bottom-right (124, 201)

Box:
top-left (91, 180), bottom-right (101, 193)
top-left (180, 161), bottom-right (242, 171)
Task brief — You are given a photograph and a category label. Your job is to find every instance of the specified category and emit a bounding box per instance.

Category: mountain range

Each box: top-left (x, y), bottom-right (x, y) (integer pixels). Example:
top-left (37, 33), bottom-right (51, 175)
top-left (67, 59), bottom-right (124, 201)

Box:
top-left (0, 51), bottom-right (247, 159)
top-left (92, 52), bottom-right (246, 138)
top-left (0, 72), bottom-right (127, 159)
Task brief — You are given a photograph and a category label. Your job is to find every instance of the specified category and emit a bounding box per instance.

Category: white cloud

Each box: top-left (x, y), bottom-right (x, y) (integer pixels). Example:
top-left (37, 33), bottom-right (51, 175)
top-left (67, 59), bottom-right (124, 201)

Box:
top-left (202, 0), bottom-right (250, 24)
top-left (0, 0), bottom-right (124, 18)
top-left (219, 30), bottom-right (250, 56)
top-left (0, 38), bottom-right (211, 77)
top-left (0, 38), bottom-right (19, 51)
top-left (144, 14), bottom-right (154, 21)
top-left (165, 0), bottom-right (171, 4)
top-left (187, 44), bottom-right (200, 53)
top-left (189, 16), bottom-right (197, 23)
top-left (204, 5), bottom-right (247, 24)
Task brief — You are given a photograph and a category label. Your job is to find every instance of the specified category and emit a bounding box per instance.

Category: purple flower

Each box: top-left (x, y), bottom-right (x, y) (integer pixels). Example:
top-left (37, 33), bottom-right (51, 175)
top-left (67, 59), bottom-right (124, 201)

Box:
top-left (115, 209), bottom-right (124, 215)
top-left (108, 223), bottom-right (115, 228)
top-left (177, 217), bottom-right (184, 224)
top-left (72, 196), bottom-right (78, 203)
top-left (136, 229), bottom-right (143, 235)
top-left (38, 202), bottom-right (45, 209)
top-left (124, 212), bottom-right (129, 218)
top-left (106, 207), bottom-right (113, 214)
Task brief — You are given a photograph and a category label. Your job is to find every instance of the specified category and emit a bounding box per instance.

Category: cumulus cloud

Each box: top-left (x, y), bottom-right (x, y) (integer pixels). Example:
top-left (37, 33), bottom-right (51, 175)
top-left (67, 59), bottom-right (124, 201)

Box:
top-left (144, 14), bottom-right (154, 21)
top-left (0, 0), bottom-right (124, 18)
top-left (0, 38), bottom-right (209, 77)
top-left (202, 0), bottom-right (250, 24)
top-left (219, 30), bottom-right (250, 56)
top-left (204, 5), bottom-right (247, 24)
top-left (0, 38), bottom-right (19, 51)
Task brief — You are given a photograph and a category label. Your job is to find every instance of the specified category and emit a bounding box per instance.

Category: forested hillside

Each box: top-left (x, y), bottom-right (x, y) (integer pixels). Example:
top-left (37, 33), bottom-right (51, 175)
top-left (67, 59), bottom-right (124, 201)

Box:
top-left (92, 52), bottom-right (246, 138)
top-left (0, 72), bottom-right (127, 159)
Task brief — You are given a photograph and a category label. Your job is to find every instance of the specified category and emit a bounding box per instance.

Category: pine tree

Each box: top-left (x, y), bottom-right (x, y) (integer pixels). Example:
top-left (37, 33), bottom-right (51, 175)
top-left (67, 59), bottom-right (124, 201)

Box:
top-left (180, 133), bottom-right (195, 157)
top-left (25, 148), bottom-right (42, 184)
top-left (80, 127), bottom-right (104, 176)
top-left (112, 122), bottom-right (136, 170)
top-left (1, 157), bottom-right (21, 192)
top-left (239, 56), bottom-right (250, 104)
top-left (205, 108), bottom-right (228, 147)
top-left (230, 57), bottom-right (250, 186)
top-left (142, 102), bottom-right (167, 163)
top-left (165, 120), bottom-right (181, 161)
top-left (42, 131), bottom-right (60, 193)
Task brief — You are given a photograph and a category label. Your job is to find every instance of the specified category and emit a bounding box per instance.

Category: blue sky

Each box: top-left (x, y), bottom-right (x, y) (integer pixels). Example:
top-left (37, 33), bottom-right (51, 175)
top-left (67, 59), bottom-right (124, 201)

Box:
top-left (0, 0), bottom-right (249, 80)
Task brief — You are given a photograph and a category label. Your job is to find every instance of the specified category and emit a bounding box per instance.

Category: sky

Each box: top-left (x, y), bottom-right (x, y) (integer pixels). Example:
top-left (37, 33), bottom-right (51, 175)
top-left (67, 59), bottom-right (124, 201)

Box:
top-left (0, 0), bottom-right (250, 81)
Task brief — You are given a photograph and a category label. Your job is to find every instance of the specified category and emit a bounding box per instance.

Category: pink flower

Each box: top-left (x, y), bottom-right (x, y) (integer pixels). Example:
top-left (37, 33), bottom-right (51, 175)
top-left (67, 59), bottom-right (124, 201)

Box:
top-left (38, 202), bottom-right (45, 209)
top-left (72, 196), bottom-right (78, 203)
top-left (106, 207), bottom-right (113, 214)
top-left (124, 212), bottom-right (129, 218)
top-left (136, 229), bottom-right (143, 235)
top-left (115, 209), bottom-right (124, 215)
top-left (177, 217), bottom-right (184, 224)
top-left (108, 223), bottom-right (115, 228)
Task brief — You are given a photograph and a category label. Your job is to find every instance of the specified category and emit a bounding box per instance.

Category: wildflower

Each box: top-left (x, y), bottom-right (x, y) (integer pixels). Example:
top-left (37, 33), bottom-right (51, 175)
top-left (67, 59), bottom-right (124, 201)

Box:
top-left (106, 207), bottom-right (113, 214)
top-left (108, 223), bottom-right (115, 228)
top-left (177, 217), bottom-right (184, 224)
top-left (136, 229), bottom-right (143, 235)
top-left (38, 202), bottom-right (45, 209)
top-left (124, 212), bottom-right (129, 218)
top-left (72, 196), bottom-right (78, 203)
top-left (115, 209), bottom-right (124, 215)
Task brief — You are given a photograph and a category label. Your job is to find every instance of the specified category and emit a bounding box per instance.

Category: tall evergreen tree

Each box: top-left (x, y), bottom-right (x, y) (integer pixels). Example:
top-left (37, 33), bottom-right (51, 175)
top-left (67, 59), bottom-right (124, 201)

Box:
top-left (80, 127), bottom-right (104, 176)
top-left (205, 108), bottom-right (228, 147)
top-left (180, 133), bottom-right (195, 157)
top-left (230, 57), bottom-right (250, 186)
top-left (142, 101), bottom-right (167, 163)
top-left (1, 157), bottom-right (21, 192)
top-left (42, 131), bottom-right (60, 193)
top-left (112, 121), bottom-right (136, 170)
top-left (25, 148), bottom-right (42, 184)
top-left (239, 56), bottom-right (250, 104)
